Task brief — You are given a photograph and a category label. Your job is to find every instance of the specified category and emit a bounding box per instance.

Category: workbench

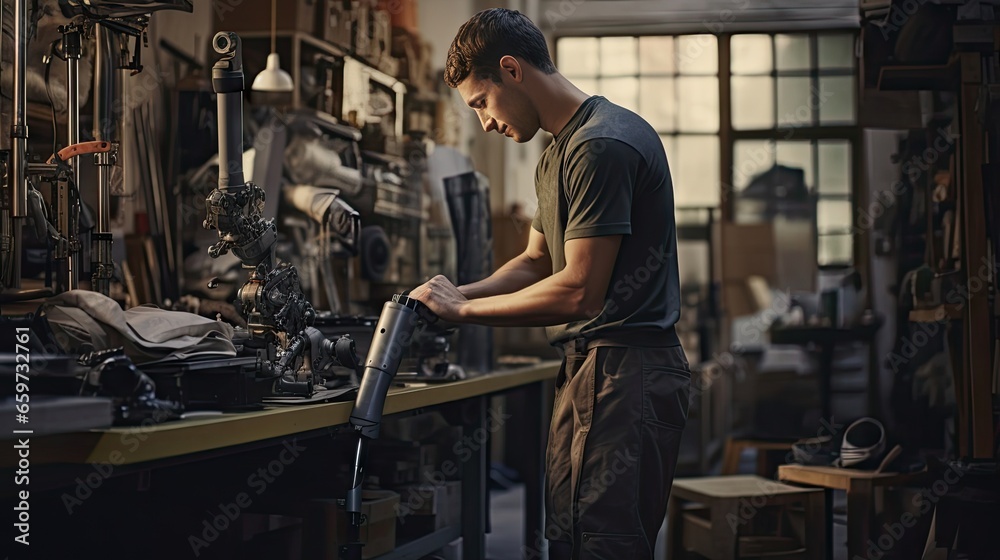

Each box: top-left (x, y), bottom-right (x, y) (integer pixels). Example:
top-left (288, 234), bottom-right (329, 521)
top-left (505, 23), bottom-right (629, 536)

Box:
top-left (2, 361), bottom-right (559, 560)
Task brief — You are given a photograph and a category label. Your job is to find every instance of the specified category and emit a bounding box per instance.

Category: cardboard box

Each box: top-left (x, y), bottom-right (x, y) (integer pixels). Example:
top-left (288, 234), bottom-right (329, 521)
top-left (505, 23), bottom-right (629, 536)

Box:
top-left (368, 459), bottom-right (419, 486)
top-left (323, 0), bottom-right (356, 48)
top-left (308, 490), bottom-right (399, 560)
top-left (394, 481), bottom-right (460, 517)
top-left (370, 440), bottom-right (440, 468)
top-left (382, 411), bottom-right (451, 441)
top-left (395, 481), bottom-right (461, 540)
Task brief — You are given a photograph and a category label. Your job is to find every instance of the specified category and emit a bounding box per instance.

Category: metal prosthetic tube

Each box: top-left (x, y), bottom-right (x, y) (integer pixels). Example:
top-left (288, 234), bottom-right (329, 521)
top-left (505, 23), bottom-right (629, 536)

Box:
top-left (213, 32), bottom-right (245, 190)
top-left (343, 295), bottom-right (429, 560)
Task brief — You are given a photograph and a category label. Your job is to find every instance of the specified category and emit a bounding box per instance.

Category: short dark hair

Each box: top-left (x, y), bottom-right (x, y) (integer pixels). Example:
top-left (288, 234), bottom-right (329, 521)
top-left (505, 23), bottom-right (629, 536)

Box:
top-left (445, 9), bottom-right (556, 88)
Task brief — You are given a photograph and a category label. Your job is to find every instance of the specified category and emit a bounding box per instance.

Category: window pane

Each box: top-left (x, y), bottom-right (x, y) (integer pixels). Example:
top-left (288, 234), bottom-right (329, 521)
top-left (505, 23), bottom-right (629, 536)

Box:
top-left (777, 77), bottom-right (812, 126)
top-left (676, 135), bottom-right (720, 207)
top-left (677, 34), bottom-right (718, 75)
top-left (677, 76), bottom-right (719, 132)
top-left (818, 234), bottom-right (853, 266)
top-left (600, 37), bottom-right (638, 76)
top-left (818, 76), bottom-right (855, 125)
top-left (733, 140), bottom-right (775, 191)
top-left (660, 135), bottom-right (678, 173)
top-left (775, 34), bottom-right (810, 72)
top-left (640, 78), bottom-right (675, 131)
top-left (818, 141), bottom-right (851, 194)
top-left (678, 241), bottom-right (710, 286)
top-left (599, 77), bottom-right (639, 113)
top-left (639, 36), bottom-right (674, 75)
top-left (558, 37), bottom-right (599, 76)
top-left (731, 34), bottom-right (772, 75)
top-left (818, 33), bottom-right (855, 70)
top-left (572, 78), bottom-right (598, 96)
top-left (817, 199), bottom-right (852, 233)
top-left (731, 76), bottom-right (774, 130)
top-left (776, 140), bottom-right (814, 190)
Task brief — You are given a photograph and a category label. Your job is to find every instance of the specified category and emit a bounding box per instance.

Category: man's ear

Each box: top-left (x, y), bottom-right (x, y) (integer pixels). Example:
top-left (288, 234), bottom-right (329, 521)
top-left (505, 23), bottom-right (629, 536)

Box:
top-left (499, 55), bottom-right (523, 83)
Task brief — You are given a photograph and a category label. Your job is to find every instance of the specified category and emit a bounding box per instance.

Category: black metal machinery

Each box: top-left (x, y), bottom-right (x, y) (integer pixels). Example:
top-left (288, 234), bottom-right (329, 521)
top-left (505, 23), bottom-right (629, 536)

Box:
top-left (204, 31), bottom-right (359, 396)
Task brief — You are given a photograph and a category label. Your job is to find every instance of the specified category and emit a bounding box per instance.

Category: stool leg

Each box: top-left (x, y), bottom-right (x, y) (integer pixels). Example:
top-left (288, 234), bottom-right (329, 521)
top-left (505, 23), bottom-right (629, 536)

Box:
top-left (711, 498), bottom-right (740, 560)
top-left (755, 447), bottom-right (770, 478)
top-left (805, 491), bottom-right (827, 560)
top-left (847, 480), bottom-right (875, 560)
top-left (824, 488), bottom-right (834, 560)
top-left (722, 438), bottom-right (742, 475)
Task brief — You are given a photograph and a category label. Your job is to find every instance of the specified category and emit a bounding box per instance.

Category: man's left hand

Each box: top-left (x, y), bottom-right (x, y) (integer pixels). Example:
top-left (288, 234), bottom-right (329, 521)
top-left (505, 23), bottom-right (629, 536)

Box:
top-left (409, 275), bottom-right (469, 323)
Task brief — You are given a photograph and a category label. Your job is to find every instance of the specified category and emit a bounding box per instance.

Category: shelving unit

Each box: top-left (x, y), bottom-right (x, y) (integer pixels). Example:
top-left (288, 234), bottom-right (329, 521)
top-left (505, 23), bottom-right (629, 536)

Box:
top-left (881, 58), bottom-right (996, 459)
top-left (238, 30), bottom-right (407, 138)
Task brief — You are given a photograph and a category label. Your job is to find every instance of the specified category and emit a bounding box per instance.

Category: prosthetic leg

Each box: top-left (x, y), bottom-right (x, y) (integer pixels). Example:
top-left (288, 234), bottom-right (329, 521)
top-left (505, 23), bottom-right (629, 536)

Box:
top-left (341, 294), bottom-right (435, 559)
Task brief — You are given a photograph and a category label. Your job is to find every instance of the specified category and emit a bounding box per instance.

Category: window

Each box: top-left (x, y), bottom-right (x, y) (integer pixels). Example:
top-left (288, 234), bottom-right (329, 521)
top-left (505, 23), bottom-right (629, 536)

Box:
top-left (555, 31), bottom-right (858, 268)
top-left (729, 33), bottom-right (857, 267)
top-left (557, 35), bottom-right (721, 209)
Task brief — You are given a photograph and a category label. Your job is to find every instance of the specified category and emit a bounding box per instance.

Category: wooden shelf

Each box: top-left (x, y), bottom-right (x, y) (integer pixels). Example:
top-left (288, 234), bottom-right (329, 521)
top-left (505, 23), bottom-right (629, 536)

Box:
top-left (877, 60), bottom-right (959, 91)
top-left (378, 525), bottom-right (461, 560)
top-left (909, 305), bottom-right (963, 323)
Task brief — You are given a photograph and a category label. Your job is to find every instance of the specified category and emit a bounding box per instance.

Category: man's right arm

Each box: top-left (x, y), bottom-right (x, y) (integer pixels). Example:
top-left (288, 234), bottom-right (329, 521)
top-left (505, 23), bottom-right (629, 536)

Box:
top-left (458, 227), bottom-right (551, 299)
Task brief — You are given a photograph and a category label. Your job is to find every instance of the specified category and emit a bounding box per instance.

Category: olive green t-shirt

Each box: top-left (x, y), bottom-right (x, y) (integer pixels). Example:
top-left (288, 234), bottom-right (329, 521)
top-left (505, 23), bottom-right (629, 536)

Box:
top-left (532, 96), bottom-right (681, 345)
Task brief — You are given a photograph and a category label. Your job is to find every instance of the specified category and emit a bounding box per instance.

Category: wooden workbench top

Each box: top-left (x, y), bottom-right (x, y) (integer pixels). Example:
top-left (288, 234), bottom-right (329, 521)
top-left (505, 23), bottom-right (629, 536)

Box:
top-left (3, 362), bottom-right (559, 466)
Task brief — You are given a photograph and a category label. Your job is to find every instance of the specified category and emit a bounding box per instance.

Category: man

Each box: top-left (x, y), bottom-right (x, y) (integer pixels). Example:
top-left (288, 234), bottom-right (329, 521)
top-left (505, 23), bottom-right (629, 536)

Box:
top-left (409, 8), bottom-right (690, 560)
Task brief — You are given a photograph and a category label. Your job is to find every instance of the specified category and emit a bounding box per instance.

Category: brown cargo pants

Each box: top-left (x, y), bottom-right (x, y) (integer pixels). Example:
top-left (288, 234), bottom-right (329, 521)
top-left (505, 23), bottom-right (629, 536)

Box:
top-left (544, 340), bottom-right (691, 560)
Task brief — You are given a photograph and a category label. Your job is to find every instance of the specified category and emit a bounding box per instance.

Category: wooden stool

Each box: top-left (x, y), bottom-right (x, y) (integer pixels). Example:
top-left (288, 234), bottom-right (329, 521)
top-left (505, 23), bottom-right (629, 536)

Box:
top-left (777, 464), bottom-right (927, 560)
top-left (665, 475), bottom-right (827, 560)
top-left (721, 437), bottom-right (796, 476)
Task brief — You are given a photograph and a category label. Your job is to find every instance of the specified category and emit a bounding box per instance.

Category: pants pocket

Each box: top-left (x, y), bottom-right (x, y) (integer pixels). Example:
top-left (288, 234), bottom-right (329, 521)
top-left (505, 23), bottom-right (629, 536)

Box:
top-left (579, 532), bottom-right (640, 560)
top-left (642, 365), bottom-right (690, 430)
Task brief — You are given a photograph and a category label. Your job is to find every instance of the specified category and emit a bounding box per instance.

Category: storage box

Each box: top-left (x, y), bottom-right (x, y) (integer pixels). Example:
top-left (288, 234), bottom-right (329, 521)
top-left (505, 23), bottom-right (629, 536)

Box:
top-left (308, 490), bottom-right (399, 560)
top-left (369, 440), bottom-right (440, 469)
top-left (214, 0), bottom-right (322, 35)
top-left (325, 0), bottom-right (382, 59)
top-left (395, 481), bottom-right (461, 540)
top-left (368, 458), bottom-right (419, 485)
top-left (324, 0), bottom-right (356, 49)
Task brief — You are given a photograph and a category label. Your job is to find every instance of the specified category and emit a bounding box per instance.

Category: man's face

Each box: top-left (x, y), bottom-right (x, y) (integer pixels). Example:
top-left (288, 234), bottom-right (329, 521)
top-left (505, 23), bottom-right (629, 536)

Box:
top-left (457, 73), bottom-right (539, 143)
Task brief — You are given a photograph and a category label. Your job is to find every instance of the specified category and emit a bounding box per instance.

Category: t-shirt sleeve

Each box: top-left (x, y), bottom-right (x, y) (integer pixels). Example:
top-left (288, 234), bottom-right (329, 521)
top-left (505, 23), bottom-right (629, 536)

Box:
top-left (564, 138), bottom-right (638, 241)
top-left (531, 207), bottom-right (543, 233)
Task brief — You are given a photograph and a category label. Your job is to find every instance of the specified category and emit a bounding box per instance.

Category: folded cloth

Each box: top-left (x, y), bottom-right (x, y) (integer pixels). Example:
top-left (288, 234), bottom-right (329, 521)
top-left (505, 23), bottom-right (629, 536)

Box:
top-left (42, 290), bottom-right (236, 364)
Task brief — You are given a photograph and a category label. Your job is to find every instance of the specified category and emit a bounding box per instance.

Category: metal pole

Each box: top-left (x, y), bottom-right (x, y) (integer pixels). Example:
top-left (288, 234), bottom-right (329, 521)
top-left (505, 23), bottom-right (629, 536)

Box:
top-left (64, 26), bottom-right (82, 291)
top-left (6, 0), bottom-right (30, 289)
top-left (91, 24), bottom-right (117, 295)
top-left (11, 0), bottom-right (28, 218)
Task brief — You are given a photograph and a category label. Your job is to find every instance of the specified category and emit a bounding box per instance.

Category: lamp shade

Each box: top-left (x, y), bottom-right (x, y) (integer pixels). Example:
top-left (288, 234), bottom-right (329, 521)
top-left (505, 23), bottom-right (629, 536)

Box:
top-left (252, 52), bottom-right (294, 92)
